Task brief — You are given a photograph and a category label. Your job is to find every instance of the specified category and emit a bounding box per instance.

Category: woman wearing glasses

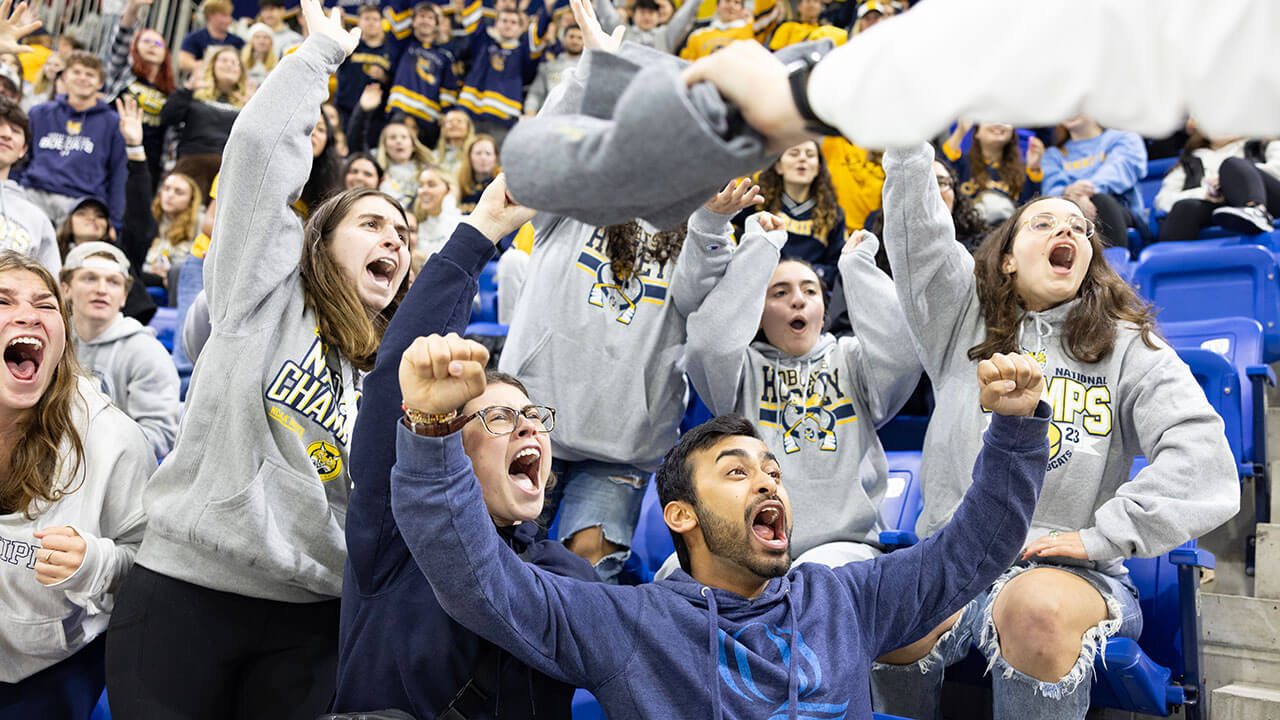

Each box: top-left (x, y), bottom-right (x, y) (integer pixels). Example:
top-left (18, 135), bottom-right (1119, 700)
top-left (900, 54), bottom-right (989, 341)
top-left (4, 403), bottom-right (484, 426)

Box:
top-left (104, 0), bottom-right (176, 194)
top-left (335, 174), bottom-right (599, 718)
top-left (869, 142), bottom-right (1238, 720)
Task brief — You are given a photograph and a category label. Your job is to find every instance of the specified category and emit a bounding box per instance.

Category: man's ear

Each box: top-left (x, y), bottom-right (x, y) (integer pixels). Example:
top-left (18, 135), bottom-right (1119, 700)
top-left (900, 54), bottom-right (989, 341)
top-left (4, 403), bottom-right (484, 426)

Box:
top-left (663, 499), bottom-right (698, 537)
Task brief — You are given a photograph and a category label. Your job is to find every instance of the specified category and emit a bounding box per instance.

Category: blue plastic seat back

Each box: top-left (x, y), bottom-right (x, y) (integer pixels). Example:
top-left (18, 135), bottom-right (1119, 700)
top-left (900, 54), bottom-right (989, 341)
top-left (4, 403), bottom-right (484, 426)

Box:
top-left (148, 306), bottom-right (178, 352)
top-left (1172, 348), bottom-right (1245, 467)
top-left (1131, 244), bottom-right (1280, 360)
top-left (630, 478), bottom-right (675, 575)
top-left (479, 260), bottom-right (500, 295)
top-left (464, 321), bottom-right (509, 337)
top-left (1144, 157), bottom-right (1177, 181)
top-left (880, 451), bottom-right (923, 533)
top-left (1103, 246), bottom-right (1132, 280)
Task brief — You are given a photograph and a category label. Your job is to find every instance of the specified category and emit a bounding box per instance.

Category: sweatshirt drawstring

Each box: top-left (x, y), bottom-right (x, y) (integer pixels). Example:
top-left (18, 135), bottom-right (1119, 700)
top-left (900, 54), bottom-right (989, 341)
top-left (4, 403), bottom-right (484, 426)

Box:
top-left (1019, 312), bottom-right (1052, 353)
top-left (702, 586), bottom-right (724, 720)
top-left (785, 590), bottom-right (799, 720)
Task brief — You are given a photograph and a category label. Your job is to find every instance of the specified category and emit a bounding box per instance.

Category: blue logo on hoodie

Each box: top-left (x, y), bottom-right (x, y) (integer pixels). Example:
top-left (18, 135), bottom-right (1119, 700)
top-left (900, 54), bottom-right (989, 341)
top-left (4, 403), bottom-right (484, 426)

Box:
top-left (718, 623), bottom-right (849, 720)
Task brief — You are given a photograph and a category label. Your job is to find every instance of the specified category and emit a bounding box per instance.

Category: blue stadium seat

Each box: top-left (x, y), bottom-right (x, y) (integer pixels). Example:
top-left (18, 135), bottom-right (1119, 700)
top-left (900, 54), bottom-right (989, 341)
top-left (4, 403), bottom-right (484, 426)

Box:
top-left (479, 260), bottom-right (499, 295)
top-left (630, 479), bottom-right (674, 577)
top-left (90, 689), bottom-right (110, 719)
top-left (145, 285), bottom-right (168, 307)
top-left (1144, 157), bottom-right (1177, 181)
top-left (148, 306), bottom-right (178, 352)
top-left (878, 450), bottom-right (922, 548)
top-left (464, 321), bottom-right (508, 337)
top-left (1130, 244), bottom-right (1280, 360)
top-left (1103, 246), bottom-right (1132, 281)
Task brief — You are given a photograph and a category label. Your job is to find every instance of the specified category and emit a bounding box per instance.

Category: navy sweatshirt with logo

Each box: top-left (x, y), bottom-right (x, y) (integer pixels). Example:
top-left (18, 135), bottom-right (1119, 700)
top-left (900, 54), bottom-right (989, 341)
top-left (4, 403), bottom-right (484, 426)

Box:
top-left (22, 96), bottom-right (127, 227)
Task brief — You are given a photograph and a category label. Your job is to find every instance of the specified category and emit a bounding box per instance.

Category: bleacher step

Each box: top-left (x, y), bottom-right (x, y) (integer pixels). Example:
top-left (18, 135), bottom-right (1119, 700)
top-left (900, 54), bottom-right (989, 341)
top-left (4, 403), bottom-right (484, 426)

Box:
top-left (1203, 592), bottom-right (1280, 715)
top-left (1259, 524), bottom-right (1280, 600)
top-left (1210, 683), bottom-right (1280, 720)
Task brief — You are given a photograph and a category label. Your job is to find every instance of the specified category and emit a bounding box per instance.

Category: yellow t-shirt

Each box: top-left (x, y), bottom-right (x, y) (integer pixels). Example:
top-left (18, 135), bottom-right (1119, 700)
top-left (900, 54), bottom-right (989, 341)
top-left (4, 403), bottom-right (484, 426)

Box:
top-left (18, 45), bottom-right (50, 83)
top-left (679, 25), bottom-right (757, 61)
top-left (822, 138), bottom-right (884, 231)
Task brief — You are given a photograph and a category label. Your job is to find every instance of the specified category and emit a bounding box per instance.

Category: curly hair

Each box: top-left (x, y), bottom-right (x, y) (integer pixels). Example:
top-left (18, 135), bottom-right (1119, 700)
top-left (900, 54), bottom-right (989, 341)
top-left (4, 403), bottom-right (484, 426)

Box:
top-left (968, 198), bottom-right (1159, 364)
top-left (602, 221), bottom-right (687, 283)
top-left (756, 140), bottom-right (840, 241)
top-left (0, 253), bottom-right (86, 518)
top-left (968, 124), bottom-right (1026, 201)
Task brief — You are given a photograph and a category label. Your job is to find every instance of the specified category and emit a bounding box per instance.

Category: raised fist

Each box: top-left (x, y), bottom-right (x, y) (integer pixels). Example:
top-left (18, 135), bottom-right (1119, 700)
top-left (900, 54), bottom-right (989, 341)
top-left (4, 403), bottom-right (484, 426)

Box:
top-left (977, 352), bottom-right (1043, 417)
top-left (399, 333), bottom-right (490, 415)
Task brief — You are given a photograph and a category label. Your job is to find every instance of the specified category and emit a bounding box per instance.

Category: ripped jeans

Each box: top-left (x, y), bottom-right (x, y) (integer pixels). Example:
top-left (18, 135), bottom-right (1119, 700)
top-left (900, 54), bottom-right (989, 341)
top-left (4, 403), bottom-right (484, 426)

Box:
top-left (871, 562), bottom-right (1143, 720)
top-left (541, 459), bottom-right (649, 583)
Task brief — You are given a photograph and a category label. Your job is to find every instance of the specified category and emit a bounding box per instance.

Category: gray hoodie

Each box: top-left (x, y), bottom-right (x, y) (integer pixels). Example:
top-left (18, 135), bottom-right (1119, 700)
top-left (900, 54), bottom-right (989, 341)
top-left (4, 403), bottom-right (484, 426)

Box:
top-left (882, 143), bottom-right (1239, 574)
top-left (0, 179), bottom-right (60, 273)
top-left (134, 36), bottom-right (363, 602)
top-left (592, 0), bottom-right (699, 55)
top-left (73, 314), bottom-right (180, 458)
top-left (685, 218), bottom-right (921, 556)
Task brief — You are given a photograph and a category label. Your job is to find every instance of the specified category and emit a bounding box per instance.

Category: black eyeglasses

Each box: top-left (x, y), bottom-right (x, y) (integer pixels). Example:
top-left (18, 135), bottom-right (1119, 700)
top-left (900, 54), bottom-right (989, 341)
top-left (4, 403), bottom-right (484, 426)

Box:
top-left (464, 405), bottom-right (556, 435)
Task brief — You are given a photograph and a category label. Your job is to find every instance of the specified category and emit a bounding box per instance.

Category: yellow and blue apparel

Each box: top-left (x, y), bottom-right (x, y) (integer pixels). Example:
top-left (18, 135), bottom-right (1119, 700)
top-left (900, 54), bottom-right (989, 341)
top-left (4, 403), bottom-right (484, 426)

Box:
top-left (387, 40), bottom-right (458, 129)
top-left (941, 138), bottom-right (1041, 206)
top-left (457, 8), bottom-right (553, 127)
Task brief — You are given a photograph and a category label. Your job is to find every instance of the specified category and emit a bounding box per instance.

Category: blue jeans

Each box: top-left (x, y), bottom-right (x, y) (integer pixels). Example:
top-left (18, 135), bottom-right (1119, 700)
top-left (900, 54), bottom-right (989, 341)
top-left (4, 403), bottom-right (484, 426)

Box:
top-left (0, 635), bottom-right (104, 719)
top-left (542, 459), bottom-right (649, 583)
top-left (871, 562), bottom-right (1143, 720)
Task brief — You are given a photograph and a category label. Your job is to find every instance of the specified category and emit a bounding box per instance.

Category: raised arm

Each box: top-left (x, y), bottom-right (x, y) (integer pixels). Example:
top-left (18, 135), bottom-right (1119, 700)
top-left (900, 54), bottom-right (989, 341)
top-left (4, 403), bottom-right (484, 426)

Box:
top-left (684, 212), bottom-right (785, 415)
top-left (114, 98), bottom-right (156, 271)
top-left (836, 232), bottom-right (922, 427)
top-left (881, 143), bottom-right (979, 380)
top-left (662, 0), bottom-right (700, 52)
top-left (204, 1), bottom-right (360, 329)
top-left (590, 0), bottom-right (622, 35)
top-left (668, 178), bottom-right (763, 315)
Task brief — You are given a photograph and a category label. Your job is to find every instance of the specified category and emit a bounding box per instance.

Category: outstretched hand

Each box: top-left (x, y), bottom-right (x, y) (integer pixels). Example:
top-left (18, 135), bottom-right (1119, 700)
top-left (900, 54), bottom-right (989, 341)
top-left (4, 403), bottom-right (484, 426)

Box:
top-left (116, 95), bottom-right (144, 147)
top-left (570, 0), bottom-right (623, 53)
top-left (0, 0), bottom-right (42, 55)
top-left (681, 41), bottom-right (813, 153)
top-left (841, 228), bottom-right (874, 253)
top-left (301, 0), bottom-right (361, 57)
top-left (752, 211), bottom-right (784, 233)
top-left (400, 333), bottom-right (490, 415)
top-left (704, 177), bottom-right (763, 215)
top-left (977, 352), bottom-right (1043, 417)
top-left (465, 173), bottom-right (537, 244)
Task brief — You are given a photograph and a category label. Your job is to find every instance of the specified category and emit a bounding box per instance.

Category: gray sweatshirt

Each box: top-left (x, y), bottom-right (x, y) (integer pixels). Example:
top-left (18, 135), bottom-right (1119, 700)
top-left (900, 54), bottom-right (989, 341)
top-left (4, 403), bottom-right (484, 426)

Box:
top-left (686, 218), bottom-right (921, 556)
top-left (0, 179), bottom-right (60, 273)
top-left (73, 314), bottom-right (181, 459)
top-left (592, 0), bottom-right (699, 55)
top-left (882, 143), bottom-right (1239, 574)
top-left (135, 35), bottom-right (363, 602)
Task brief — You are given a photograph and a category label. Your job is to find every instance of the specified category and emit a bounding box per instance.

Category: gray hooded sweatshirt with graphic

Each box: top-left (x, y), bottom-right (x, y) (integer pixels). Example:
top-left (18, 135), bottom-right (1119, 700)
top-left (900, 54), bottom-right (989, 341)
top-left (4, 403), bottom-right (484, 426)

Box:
top-left (882, 142), bottom-right (1239, 575)
top-left (0, 180), bottom-right (59, 272)
top-left (685, 216), bottom-right (921, 556)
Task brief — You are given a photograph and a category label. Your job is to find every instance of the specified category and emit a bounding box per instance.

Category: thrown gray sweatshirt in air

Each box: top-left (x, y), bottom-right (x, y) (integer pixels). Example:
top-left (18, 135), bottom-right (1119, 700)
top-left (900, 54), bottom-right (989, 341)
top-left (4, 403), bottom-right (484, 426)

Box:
top-left (135, 35), bottom-right (363, 602)
top-left (685, 217), bottom-right (921, 556)
top-left (882, 143), bottom-right (1239, 574)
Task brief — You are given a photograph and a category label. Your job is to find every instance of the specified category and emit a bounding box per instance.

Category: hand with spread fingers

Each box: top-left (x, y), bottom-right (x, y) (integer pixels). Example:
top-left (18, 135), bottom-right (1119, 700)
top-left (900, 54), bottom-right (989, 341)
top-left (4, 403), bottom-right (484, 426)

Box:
top-left (703, 177), bottom-right (763, 215)
top-left (570, 0), bottom-right (623, 53)
top-left (1021, 529), bottom-right (1088, 561)
top-left (116, 95), bottom-right (144, 147)
top-left (33, 526), bottom-right (87, 585)
top-left (977, 352), bottom-right (1044, 417)
top-left (752, 211), bottom-right (785, 233)
top-left (400, 333), bottom-right (491, 416)
top-left (300, 0), bottom-right (362, 57)
top-left (0, 0), bottom-right (42, 55)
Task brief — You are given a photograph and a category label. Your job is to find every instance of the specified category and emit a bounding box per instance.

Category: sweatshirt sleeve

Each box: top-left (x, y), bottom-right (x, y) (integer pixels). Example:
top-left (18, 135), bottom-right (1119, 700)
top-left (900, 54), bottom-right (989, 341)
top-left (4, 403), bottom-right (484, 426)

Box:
top-left (117, 159), bottom-right (156, 271)
top-left (668, 206), bottom-right (738, 317)
top-left (157, 87), bottom-right (192, 129)
top-left (842, 404), bottom-right (1049, 656)
top-left (1153, 162), bottom-right (1202, 214)
top-left (1078, 340), bottom-right (1240, 561)
top-left (106, 121), bottom-right (127, 230)
top-left (684, 215), bottom-right (785, 414)
top-left (663, 0), bottom-right (701, 51)
top-left (1086, 131), bottom-right (1146, 196)
top-left (203, 34), bottom-right (347, 330)
top-left (592, 0), bottom-right (622, 34)
top-left (346, 224), bottom-right (496, 595)
top-left (35, 215), bottom-right (59, 274)
top-left (124, 337), bottom-right (182, 458)
top-left (836, 235), bottom-right (922, 427)
top-left (881, 143), bottom-right (978, 380)
top-left (390, 427), bottom-right (639, 688)
top-left (805, 0), bottom-right (1280, 147)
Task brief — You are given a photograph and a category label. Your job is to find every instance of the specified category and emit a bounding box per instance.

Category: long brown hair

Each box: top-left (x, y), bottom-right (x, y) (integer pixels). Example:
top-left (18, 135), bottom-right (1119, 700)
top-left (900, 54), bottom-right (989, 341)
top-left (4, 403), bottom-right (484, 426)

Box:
top-left (603, 222), bottom-right (686, 283)
top-left (968, 124), bottom-right (1025, 200)
top-left (756, 140), bottom-right (841, 241)
top-left (299, 188), bottom-right (410, 372)
top-left (968, 199), bottom-right (1159, 364)
top-left (457, 134), bottom-right (499, 199)
top-left (151, 172), bottom-right (202, 249)
top-left (0, 253), bottom-right (86, 518)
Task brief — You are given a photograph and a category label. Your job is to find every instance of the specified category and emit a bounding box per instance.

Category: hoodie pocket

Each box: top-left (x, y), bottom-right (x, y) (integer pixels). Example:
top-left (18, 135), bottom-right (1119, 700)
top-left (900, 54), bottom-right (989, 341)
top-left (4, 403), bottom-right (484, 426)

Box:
top-left (4, 614), bottom-right (69, 665)
top-left (195, 457), bottom-right (345, 594)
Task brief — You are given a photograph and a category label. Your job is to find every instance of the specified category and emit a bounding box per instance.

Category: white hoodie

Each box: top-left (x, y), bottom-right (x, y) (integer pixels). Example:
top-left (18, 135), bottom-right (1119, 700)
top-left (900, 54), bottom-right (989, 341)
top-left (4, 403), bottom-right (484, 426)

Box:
top-left (0, 376), bottom-right (152, 682)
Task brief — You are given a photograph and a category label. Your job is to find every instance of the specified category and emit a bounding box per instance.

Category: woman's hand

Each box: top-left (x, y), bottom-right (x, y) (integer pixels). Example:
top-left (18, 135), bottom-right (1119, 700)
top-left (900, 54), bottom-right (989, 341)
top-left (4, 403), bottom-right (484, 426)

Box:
top-left (703, 177), bottom-right (763, 215)
top-left (33, 526), bottom-right (87, 585)
top-left (842, 228), bottom-right (874, 253)
top-left (977, 352), bottom-right (1044, 417)
top-left (300, 0), bottom-right (362, 57)
top-left (116, 95), bottom-right (145, 147)
top-left (466, 173), bottom-right (537, 243)
top-left (570, 0), bottom-right (624, 53)
top-left (400, 333), bottom-right (490, 416)
top-left (1025, 136), bottom-right (1044, 172)
top-left (359, 82), bottom-right (383, 111)
top-left (0, 0), bottom-right (42, 56)
top-left (1021, 530), bottom-right (1088, 561)
top-left (754, 211), bottom-right (785, 233)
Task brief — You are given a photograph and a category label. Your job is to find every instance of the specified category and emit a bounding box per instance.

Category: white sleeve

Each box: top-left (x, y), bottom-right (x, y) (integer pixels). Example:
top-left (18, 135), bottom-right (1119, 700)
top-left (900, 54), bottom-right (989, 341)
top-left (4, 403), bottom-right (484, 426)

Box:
top-left (808, 0), bottom-right (1280, 147)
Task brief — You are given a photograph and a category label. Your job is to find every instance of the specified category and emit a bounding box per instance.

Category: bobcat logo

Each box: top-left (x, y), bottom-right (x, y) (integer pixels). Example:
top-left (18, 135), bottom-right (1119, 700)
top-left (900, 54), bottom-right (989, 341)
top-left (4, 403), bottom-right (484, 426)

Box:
top-left (758, 363), bottom-right (854, 454)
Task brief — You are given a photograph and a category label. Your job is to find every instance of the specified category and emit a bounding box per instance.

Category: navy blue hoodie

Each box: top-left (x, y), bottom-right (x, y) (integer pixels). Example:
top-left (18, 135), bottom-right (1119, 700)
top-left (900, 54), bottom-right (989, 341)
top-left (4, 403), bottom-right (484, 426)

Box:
top-left (23, 96), bottom-right (126, 228)
top-left (337, 223), bottom-right (597, 718)
top-left (391, 403), bottom-right (1050, 720)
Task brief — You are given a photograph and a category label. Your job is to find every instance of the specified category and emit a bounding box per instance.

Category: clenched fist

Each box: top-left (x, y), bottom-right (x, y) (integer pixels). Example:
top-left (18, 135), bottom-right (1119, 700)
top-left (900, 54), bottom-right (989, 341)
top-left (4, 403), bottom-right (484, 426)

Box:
top-left (977, 352), bottom-right (1043, 417)
top-left (399, 333), bottom-right (490, 416)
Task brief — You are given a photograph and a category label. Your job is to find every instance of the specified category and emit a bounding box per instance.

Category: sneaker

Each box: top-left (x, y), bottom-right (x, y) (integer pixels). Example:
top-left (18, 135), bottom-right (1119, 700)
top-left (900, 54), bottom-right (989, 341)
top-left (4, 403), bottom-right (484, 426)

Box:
top-left (1212, 204), bottom-right (1276, 234)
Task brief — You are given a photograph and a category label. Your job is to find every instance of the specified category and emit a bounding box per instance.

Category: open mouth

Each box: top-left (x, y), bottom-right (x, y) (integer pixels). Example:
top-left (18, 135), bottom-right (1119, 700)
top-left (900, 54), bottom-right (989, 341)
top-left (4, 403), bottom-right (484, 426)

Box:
top-left (4, 336), bottom-right (44, 382)
top-left (1048, 242), bottom-right (1076, 273)
top-left (366, 257), bottom-right (398, 289)
top-left (750, 500), bottom-right (788, 551)
top-left (789, 316), bottom-right (807, 332)
top-left (508, 446), bottom-right (543, 495)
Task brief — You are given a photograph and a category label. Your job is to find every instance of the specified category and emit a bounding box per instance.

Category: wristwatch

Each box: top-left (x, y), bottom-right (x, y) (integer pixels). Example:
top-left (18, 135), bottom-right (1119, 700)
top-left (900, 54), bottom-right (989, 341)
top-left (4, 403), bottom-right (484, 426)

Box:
top-left (785, 47), bottom-right (843, 138)
top-left (402, 406), bottom-right (472, 437)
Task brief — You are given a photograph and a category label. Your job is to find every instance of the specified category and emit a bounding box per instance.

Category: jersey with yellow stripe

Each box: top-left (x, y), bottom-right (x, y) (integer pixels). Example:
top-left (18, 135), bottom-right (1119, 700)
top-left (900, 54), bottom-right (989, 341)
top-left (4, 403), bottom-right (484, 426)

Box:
top-left (457, 11), bottom-right (551, 126)
top-left (387, 40), bottom-right (458, 126)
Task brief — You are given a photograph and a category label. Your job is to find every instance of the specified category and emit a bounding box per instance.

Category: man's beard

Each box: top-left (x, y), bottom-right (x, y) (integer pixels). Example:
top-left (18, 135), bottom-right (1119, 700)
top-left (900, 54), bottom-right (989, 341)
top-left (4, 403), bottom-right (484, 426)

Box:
top-left (695, 499), bottom-right (791, 580)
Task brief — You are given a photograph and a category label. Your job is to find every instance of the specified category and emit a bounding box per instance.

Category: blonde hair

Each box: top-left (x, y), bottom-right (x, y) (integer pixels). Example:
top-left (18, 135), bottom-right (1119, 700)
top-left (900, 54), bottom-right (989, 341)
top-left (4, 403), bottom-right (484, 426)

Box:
top-left (194, 46), bottom-right (248, 106)
top-left (376, 121), bottom-right (435, 171)
top-left (151, 173), bottom-right (202, 250)
top-left (0, 252), bottom-right (86, 519)
top-left (457, 134), bottom-right (499, 199)
top-left (413, 165), bottom-right (457, 222)
top-left (435, 109), bottom-right (476, 157)
top-left (241, 32), bottom-right (278, 74)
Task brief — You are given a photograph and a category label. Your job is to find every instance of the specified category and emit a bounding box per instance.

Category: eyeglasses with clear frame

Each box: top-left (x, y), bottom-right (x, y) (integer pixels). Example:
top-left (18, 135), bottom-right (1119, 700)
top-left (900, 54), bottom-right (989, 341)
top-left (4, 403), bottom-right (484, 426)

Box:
top-left (1020, 212), bottom-right (1095, 239)
top-left (464, 405), bottom-right (556, 435)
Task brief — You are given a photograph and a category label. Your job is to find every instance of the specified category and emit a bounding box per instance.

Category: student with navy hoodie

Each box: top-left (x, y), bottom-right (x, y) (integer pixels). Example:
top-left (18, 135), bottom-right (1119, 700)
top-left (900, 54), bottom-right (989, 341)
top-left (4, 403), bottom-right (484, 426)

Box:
top-left (390, 333), bottom-right (1049, 720)
top-left (21, 51), bottom-right (126, 231)
top-left (335, 174), bottom-right (598, 718)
